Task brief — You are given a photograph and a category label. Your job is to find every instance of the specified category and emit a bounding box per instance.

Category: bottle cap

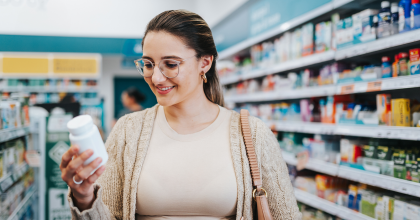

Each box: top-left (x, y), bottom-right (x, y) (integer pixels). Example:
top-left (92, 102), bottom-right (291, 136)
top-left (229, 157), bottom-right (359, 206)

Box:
top-left (395, 54), bottom-right (399, 61)
top-left (373, 16), bottom-right (379, 22)
top-left (381, 1), bottom-right (390, 8)
top-left (67, 115), bottom-right (94, 136)
top-left (413, 0), bottom-right (420, 4)
top-left (399, 52), bottom-right (409, 59)
top-left (382, 56), bottom-right (391, 62)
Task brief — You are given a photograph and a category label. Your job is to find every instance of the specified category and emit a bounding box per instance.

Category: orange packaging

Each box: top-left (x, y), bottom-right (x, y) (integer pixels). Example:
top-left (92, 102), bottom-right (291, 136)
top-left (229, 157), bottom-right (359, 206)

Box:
top-left (377, 94), bottom-right (391, 125)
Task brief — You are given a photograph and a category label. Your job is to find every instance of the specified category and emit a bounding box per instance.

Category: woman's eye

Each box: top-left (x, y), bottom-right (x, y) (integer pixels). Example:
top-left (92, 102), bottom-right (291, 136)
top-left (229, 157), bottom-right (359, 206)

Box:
top-left (164, 62), bottom-right (178, 69)
top-left (145, 64), bottom-right (153, 69)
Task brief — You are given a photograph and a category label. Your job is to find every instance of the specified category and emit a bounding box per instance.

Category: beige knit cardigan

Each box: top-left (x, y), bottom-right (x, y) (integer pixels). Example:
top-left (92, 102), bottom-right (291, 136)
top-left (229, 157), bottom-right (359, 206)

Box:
top-left (67, 105), bottom-right (302, 220)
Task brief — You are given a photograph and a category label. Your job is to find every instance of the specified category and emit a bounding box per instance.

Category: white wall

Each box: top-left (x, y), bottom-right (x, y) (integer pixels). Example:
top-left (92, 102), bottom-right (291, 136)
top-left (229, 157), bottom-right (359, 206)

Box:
top-left (0, 0), bottom-right (247, 38)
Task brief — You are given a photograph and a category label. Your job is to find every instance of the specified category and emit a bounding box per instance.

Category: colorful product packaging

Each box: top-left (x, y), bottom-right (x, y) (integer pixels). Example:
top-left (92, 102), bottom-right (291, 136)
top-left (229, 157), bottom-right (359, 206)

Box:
top-left (315, 21), bottom-right (332, 53)
top-left (391, 98), bottom-right (411, 127)
top-left (393, 149), bottom-right (407, 179)
top-left (398, 52), bottom-right (410, 76)
top-left (352, 9), bottom-right (378, 44)
top-left (409, 48), bottom-right (420, 75)
top-left (336, 17), bottom-right (354, 49)
top-left (377, 94), bottom-right (392, 125)
top-left (302, 23), bottom-right (314, 57)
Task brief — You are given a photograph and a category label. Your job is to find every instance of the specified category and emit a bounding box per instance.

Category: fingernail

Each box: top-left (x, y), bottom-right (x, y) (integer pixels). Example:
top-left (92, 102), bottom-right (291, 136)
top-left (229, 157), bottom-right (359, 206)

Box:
top-left (97, 158), bottom-right (102, 164)
top-left (86, 149), bottom-right (93, 155)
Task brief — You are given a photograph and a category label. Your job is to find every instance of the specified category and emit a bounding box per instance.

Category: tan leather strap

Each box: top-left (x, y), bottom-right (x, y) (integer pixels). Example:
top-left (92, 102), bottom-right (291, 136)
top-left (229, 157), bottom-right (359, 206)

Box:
top-left (240, 109), bottom-right (262, 190)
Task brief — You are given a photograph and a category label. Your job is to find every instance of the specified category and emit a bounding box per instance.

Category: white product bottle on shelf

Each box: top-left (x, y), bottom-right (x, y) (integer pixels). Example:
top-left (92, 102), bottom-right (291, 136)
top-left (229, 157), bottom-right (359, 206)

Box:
top-left (67, 115), bottom-right (108, 170)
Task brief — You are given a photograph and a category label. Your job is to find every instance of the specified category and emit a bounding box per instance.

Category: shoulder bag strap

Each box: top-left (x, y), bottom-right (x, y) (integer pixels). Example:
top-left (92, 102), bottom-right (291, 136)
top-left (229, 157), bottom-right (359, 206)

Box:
top-left (240, 109), bottom-right (273, 220)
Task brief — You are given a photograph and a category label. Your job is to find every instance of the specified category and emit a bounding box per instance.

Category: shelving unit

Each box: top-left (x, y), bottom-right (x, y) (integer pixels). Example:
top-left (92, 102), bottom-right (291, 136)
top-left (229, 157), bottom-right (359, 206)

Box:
top-left (0, 127), bottom-right (30, 143)
top-left (225, 75), bottom-right (420, 103)
top-left (217, 0), bottom-right (420, 217)
top-left (336, 28), bottom-right (420, 60)
top-left (6, 186), bottom-right (37, 220)
top-left (0, 163), bottom-right (30, 193)
top-left (269, 121), bottom-right (420, 140)
top-left (283, 151), bottom-right (420, 198)
top-left (218, 0), bottom-right (354, 60)
top-left (1, 87), bottom-right (98, 93)
top-left (221, 51), bottom-right (335, 85)
top-left (294, 188), bottom-right (376, 220)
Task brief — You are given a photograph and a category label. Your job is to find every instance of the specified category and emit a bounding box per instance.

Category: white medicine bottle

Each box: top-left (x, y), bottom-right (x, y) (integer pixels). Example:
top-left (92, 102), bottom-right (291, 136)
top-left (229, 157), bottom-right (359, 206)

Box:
top-left (67, 115), bottom-right (108, 170)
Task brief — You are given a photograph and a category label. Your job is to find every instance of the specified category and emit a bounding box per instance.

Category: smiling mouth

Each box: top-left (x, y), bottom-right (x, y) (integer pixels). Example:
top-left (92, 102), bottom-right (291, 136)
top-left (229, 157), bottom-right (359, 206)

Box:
top-left (157, 86), bottom-right (175, 91)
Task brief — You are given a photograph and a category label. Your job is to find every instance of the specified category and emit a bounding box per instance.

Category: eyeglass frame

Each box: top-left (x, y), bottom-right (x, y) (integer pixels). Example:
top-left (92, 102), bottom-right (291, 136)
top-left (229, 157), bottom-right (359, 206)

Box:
top-left (133, 55), bottom-right (197, 79)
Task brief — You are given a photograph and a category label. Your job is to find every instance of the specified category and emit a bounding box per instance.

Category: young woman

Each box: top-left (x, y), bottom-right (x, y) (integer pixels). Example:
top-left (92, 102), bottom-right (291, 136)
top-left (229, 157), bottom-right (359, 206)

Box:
top-left (60, 10), bottom-right (301, 220)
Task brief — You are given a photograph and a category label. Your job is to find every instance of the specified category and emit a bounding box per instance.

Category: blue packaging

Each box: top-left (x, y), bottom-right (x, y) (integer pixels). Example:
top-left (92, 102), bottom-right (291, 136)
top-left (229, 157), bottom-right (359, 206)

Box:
top-left (382, 56), bottom-right (393, 78)
top-left (411, 0), bottom-right (420, 29)
top-left (399, 0), bottom-right (412, 32)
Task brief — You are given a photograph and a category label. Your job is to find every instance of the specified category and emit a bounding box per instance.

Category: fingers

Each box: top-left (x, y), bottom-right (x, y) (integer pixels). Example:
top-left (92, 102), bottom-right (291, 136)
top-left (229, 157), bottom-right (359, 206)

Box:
top-left (63, 149), bottom-right (94, 180)
top-left (60, 146), bottom-right (79, 169)
top-left (75, 157), bottom-right (103, 181)
top-left (83, 165), bottom-right (106, 186)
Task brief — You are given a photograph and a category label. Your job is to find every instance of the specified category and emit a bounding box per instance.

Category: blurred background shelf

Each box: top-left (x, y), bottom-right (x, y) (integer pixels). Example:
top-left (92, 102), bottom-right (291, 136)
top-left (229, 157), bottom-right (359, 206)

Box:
top-left (294, 188), bottom-right (376, 220)
top-left (269, 121), bottom-right (420, 140)
top-left (0, 127), bottom-right (30, 143)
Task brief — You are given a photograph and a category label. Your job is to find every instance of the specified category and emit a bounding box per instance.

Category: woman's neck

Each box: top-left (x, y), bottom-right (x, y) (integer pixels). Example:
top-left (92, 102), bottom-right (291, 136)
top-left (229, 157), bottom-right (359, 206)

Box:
top-left (163, 94), bottom-right (220, 135)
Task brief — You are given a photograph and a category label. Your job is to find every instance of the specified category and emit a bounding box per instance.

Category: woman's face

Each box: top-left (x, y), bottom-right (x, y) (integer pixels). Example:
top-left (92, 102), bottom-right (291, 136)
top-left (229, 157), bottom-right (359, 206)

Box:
top-left (142, 31), bottom-right (212, 107)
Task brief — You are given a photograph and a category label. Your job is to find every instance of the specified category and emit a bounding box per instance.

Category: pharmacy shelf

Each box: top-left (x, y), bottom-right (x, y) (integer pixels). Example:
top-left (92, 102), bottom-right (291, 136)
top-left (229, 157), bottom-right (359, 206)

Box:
top-left (220, 51), bottom-right (335, 85)
top-left (0, 127), bottom-right (30, 143)
top-left (338, 166), bottom-right (420, 197)
top-left (269, 121), bottom-right (420, 140)
top-left (225, 85), bottom-right (336, 102)
top-left (1, 87), bottom-right (98, 93)
top-left (224, 75), bottom-right (420, 103)
top-left (0, 163), bottom-right (30, 193)
top-left (218, 0), bottom-right (353, 60)
top-left (6, 187), bottom-right (37, 220)
top-left (282, 151), bottom-right (339, 176)
top-left (294, 188), bottom-right (376, 220)
top-left (336, 29), bottom-right (420, 60)
top-left (283, 152), bottom-right (420, 197)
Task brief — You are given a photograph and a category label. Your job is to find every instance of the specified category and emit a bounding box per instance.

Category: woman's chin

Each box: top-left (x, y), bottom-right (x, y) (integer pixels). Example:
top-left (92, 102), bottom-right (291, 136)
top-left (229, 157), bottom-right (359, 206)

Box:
top-left (156, 98), bottom-right (177, 107)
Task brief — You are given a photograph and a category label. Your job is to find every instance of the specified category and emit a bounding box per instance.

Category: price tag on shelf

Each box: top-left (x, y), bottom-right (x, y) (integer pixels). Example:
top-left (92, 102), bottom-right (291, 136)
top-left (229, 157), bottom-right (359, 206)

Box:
top-left (367, 81), bottom-right (382, 92)
top-left (340, 84), bottom-right (355, 94)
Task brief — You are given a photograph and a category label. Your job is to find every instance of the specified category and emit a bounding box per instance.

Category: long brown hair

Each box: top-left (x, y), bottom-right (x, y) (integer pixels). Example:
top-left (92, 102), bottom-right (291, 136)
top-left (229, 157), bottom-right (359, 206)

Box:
top-left (142, 10), bottom-right (224, 106)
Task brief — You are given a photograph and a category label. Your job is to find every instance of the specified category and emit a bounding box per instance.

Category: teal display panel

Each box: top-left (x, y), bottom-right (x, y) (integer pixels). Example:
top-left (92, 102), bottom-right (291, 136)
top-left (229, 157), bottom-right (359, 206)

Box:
top-left (113, 77), bottom-right (157, 119)
top-left (212, 0), bottom-right (332, 52)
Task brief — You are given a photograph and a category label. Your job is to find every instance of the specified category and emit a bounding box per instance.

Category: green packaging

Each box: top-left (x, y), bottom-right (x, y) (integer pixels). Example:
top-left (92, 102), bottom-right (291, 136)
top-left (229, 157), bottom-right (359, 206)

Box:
top-left (393, 149), bottom-right (406, 180)
top-left (377, 140), bottom-right (396, 160)
top-left (363, 139), bottom-right (377, 158)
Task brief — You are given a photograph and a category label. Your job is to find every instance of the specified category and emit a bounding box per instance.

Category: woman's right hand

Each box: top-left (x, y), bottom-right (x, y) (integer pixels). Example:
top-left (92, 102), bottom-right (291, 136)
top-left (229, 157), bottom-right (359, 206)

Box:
top-left (60, 145), bottom-right (106, 211)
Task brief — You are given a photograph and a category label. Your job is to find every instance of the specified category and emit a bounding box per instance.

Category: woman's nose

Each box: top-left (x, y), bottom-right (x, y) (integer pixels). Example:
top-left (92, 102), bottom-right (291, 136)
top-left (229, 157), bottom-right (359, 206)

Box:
top-left (152, 64), bottom-right (166, 84)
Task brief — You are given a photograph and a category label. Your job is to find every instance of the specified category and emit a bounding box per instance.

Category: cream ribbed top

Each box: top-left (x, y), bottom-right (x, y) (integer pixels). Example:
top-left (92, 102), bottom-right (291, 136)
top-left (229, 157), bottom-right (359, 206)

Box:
top-left (135, 106), bottom-right (237, 220)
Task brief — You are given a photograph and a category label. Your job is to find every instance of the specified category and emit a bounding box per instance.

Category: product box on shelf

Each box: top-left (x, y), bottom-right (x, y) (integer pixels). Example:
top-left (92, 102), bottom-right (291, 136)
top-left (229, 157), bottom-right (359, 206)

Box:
top-left (352, 9), bottom-right (378, 45)
top-left (337, 17), bottom-right (354, 49)
top-left (377, 94), bottom-right (392, 125)
top-left (410, 48), bottom-right (420, 75)
top-left (391, 98), bottom-right (411, 127)
top-left (315, 21), bottom-right (332, 53)
top-left (302, 23), bottom-right (314, 57)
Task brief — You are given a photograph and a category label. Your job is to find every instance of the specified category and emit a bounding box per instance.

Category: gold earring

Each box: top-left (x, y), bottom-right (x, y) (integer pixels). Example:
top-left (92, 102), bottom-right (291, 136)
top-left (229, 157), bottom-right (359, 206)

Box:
top-left (201, 73), bottom-right (207, 83)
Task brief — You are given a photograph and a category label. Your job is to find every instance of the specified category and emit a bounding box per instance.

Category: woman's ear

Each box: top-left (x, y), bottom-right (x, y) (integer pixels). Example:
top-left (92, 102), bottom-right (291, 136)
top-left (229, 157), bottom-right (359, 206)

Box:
top-left (200, 55), bottom-right (214, 74)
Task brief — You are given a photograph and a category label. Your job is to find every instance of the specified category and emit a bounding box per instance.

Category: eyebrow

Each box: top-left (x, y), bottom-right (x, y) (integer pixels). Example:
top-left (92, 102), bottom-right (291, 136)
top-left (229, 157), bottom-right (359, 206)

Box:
top-left (142, 55), bottom-right (183, 60)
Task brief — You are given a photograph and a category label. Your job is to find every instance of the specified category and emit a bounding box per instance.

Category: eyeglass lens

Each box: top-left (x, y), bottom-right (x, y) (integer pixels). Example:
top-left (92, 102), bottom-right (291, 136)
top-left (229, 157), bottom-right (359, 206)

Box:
top-left (137, 59), bottom-right (179, 78)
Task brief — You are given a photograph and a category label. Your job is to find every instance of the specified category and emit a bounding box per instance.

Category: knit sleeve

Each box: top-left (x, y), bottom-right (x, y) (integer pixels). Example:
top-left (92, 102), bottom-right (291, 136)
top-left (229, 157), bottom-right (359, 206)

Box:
top-left (67, 115), bottom-right (128, 220)
top-left (254, 118), bottom-right (302, 220)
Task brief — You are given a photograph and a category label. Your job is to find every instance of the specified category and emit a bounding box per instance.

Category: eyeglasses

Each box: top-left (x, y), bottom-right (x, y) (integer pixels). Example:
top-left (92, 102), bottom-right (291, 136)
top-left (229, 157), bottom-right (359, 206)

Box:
top-left (134, 55), bottom-right (196, 78)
